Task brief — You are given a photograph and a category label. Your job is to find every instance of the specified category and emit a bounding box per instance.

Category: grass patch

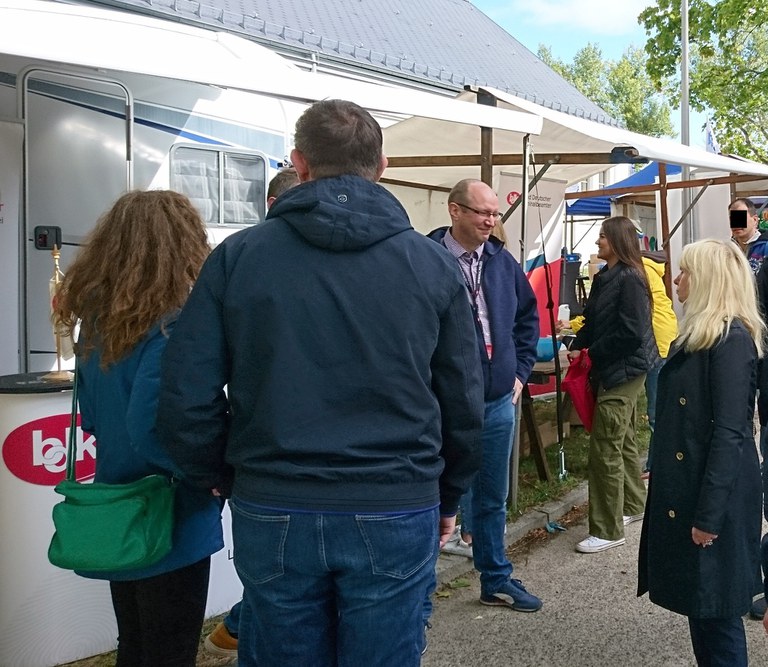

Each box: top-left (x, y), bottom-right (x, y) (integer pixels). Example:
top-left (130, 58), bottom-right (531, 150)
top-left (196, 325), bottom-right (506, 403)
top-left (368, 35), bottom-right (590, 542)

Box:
top-left (60, 615), bottom-right (233, 667)
top-left (509, 391), bottom-right (650, 522)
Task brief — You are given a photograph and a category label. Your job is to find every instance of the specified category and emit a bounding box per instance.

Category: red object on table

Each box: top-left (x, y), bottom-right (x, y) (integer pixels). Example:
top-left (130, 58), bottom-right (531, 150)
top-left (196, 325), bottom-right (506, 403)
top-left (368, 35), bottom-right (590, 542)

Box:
top-left (561, 349), bottom-right (595, 432)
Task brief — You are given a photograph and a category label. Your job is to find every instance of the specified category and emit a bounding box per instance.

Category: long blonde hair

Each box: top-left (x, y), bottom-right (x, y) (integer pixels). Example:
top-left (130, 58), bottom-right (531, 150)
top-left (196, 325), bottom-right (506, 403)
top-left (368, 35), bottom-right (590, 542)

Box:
top-left (54, 190), bottom-right (210, 367)
top-left (676, 239), bottom-right (764, 355)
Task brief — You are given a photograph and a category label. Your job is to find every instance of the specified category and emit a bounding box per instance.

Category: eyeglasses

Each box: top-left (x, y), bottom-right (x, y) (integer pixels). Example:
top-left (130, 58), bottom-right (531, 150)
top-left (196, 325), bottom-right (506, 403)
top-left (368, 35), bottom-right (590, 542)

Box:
top-left (454, 202), bottom-right (503, 221)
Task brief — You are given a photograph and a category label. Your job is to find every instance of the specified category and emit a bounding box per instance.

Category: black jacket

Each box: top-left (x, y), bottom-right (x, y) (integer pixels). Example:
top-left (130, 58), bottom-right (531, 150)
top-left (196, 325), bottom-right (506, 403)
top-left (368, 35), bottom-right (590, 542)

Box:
top-left (573, 262), bottom-right (658, 389)
top-left (638, 322), bottom-right (761, 618)
top-left (427, 228), bottom-right (539, 400)
top-left (157, 175), bottom-right (484, 516)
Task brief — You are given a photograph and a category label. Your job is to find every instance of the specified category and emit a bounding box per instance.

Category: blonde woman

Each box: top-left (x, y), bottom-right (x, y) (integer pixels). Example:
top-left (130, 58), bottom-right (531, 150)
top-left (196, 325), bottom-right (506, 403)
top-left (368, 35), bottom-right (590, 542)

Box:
top-left (638, 239), bottom-right (764, 666)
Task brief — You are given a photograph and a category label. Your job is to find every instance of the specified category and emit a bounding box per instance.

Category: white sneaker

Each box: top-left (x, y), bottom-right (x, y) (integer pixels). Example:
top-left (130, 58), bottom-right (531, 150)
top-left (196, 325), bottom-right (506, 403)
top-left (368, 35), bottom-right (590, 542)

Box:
top-left (623, 513), bottom-right (644, 526)
top-left (575, 535), bottom-right (625, 554)
top-left (441, 526), bottom-right (474, 558)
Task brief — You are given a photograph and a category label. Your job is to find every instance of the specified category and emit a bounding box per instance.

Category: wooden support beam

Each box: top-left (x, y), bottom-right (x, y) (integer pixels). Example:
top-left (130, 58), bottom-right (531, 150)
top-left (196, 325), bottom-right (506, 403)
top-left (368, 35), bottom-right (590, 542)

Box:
top-left (564, 182), bottom-right (662, 200)
top-left (658, 163), bottom-right (673, 299)
top-left (386, 152), bottom-right (619, 168)
top-left (565, 173), bottom-right (767, 200)
top-left (379, 177), bottom-right (451, 192)
top-left (477, 88), bottom-right (496, 187)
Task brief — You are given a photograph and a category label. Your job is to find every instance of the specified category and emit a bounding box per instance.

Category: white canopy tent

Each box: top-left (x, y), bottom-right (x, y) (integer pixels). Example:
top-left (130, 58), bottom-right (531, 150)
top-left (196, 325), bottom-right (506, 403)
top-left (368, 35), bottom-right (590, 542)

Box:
top-left (382, 86), bottom-right (768, 190)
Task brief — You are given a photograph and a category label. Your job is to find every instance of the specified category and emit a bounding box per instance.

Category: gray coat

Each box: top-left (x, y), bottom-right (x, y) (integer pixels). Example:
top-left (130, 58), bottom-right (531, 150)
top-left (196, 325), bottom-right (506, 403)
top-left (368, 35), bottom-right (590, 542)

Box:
top-left (637, 321), bottom-right (762, 618)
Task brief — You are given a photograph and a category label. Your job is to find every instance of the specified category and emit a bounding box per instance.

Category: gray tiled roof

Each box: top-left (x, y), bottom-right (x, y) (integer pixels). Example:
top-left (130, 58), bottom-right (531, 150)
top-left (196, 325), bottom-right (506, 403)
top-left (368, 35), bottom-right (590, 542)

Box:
top-left (78, 0), bottom-right (617, 125)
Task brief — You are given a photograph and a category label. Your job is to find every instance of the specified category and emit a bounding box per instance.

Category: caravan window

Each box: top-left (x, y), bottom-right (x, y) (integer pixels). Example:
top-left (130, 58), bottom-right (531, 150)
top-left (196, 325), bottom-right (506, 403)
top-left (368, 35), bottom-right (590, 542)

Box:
top-left (170, 146), bottom-right (267, 226)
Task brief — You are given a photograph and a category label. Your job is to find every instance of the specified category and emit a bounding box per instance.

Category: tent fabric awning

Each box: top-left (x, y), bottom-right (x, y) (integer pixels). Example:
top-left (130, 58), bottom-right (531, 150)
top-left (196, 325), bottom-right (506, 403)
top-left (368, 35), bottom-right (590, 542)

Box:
top-left (480, 88), bottom-right (768, 178)
top-left (0, 1), bottom-right (543, 135)
top-left (381, 87), bottom-right (768, 189)
top-left (566, 162), bottom-right (683, 216)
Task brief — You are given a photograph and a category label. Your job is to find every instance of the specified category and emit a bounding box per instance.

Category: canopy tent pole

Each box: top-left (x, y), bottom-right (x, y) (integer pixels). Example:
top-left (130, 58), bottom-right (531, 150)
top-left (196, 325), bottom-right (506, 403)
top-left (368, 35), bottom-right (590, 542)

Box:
top-left (527, 149), bottom-right (566, 481)
top-left (657, 164), bottom-right (673, 298)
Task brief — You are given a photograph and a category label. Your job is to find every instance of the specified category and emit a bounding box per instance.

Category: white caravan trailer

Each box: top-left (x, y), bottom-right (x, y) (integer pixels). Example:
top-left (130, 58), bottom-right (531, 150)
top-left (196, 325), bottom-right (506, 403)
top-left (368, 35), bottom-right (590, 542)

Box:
top-left (0, 5), bottom-right (304, 376)
top-left (0, 0), bottom-right (542, 377)
top-left (0, 3), bottom-right (543, 665)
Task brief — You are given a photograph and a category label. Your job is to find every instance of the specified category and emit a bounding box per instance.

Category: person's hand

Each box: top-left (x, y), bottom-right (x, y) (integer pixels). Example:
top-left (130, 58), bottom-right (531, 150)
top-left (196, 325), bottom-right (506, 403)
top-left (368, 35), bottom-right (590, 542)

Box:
top-left (511, 377), bottom-right (524, 405)
top-left (439, 515), bottom-right (457, 548)
top-left (567, 348), bottom-right (583, 363)
top-left (691, 526), bottom-right (718, 548)
top-left (554, 319), bottom-right (565, 334)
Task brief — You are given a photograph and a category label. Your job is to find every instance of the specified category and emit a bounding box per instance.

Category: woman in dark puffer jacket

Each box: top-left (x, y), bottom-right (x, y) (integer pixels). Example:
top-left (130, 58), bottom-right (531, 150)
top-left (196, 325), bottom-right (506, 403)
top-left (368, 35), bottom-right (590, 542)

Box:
top-left (569, 216), bottom-right (658, 554)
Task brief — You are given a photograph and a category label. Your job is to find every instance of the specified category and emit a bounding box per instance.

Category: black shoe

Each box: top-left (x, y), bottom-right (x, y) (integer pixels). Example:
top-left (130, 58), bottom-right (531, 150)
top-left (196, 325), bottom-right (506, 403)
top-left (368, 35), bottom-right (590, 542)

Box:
top-left (750, 595), bottom-right (767, 620)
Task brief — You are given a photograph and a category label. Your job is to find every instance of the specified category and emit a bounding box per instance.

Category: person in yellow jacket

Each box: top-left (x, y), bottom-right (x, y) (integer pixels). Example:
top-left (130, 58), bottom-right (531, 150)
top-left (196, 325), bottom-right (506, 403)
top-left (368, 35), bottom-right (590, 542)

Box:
top-left (562, 251), bottom-right (677, 476)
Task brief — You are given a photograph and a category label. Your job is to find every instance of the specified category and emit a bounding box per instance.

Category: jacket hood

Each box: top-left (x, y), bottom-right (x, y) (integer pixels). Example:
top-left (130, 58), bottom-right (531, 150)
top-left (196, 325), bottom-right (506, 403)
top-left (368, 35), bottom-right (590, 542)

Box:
top-left (267, 174), bottom-right (411, 251)
top-left (427, 226), bottom-right (505, 257)
top-left (642, 254), bottom-right (666, 277)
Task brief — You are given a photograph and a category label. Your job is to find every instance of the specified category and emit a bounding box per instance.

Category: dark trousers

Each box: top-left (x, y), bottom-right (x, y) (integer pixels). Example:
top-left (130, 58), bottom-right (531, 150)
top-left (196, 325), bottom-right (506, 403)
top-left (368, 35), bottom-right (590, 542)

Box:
top-left (688, 616), bottom-right (748, 667)
top-left (110, 557), bottom-right (211, 667)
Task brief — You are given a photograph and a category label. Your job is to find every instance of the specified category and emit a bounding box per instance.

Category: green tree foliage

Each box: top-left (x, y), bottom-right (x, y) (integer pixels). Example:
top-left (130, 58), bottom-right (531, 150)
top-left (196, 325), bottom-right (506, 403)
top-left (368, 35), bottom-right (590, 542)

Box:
top-left (537, 43), bottom-right (675, 137)
top-left (640, 0), bottom-right (768, 161)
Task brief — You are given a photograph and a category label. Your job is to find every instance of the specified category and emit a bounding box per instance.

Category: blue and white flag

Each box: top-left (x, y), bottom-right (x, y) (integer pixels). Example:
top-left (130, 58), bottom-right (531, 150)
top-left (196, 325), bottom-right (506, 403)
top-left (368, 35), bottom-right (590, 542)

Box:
top-left (705, 119), bottom-right (721, 154)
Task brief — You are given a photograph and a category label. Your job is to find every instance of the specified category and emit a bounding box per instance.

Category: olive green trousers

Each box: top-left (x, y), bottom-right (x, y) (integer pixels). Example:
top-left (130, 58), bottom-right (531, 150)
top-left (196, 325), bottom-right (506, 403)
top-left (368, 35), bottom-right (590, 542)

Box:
top-left (587, 373), bottom-right (647, 540)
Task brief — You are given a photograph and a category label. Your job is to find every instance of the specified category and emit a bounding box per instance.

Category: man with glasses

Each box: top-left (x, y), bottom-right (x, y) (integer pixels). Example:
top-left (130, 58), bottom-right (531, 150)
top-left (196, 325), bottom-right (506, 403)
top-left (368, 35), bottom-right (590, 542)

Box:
top-left (427, 178), bottom-right (541, 614)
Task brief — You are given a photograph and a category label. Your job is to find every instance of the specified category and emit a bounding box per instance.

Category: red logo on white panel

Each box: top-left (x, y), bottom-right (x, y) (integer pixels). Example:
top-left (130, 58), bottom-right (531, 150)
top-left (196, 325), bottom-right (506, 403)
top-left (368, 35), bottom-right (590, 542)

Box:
top-left (2, 414), bottom-right (96, 485)
top-left (506, 191), bottom-right (521, 206)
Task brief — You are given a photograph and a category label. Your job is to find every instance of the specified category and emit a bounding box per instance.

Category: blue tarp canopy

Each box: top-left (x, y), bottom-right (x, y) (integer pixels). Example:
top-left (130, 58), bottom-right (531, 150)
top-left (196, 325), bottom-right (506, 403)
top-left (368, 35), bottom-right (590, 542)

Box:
top-left (566, 162), bottom-right (683, 217)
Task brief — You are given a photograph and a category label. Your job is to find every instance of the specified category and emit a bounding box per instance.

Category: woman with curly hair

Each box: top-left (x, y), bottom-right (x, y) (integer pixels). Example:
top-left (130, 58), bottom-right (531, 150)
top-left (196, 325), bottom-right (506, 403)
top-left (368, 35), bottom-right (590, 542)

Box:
top-left (54, 190), bottom-right (223, 666)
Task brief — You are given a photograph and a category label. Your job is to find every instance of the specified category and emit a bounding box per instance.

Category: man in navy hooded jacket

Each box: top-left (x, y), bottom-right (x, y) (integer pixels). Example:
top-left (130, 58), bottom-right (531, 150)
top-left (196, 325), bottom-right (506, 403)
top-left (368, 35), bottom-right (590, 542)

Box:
top-left (428, 178), bottom-right (541, 613)
top-left (157, 100), bottom-right (484, 667)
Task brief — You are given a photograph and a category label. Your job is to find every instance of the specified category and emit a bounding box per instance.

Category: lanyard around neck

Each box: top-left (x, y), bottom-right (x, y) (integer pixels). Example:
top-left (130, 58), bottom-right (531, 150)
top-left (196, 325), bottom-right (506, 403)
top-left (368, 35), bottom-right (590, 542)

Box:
top-left (461, 254), bottom-right (483, 308)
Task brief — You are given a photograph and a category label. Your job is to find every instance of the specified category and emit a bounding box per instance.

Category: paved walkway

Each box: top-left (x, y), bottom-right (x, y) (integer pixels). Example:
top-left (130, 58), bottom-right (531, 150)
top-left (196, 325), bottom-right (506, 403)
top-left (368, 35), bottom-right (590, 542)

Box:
top-left (220, 483), bottom-right (768, 666)
top-left (425, 483), bottom-right (768, 667)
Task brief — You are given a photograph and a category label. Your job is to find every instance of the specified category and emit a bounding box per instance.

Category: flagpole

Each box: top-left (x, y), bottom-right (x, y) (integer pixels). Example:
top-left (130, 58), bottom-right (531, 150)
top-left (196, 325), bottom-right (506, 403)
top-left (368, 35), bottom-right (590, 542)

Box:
top-left (680, 0), bottom-right (693, 242)
top-left (42, 245), bottom-right (74, 382)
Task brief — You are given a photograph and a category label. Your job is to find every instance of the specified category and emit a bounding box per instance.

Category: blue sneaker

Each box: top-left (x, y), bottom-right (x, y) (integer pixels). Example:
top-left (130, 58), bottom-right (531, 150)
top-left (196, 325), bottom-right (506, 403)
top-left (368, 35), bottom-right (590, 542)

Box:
top-left (480, 578), bottom-right (542, 612)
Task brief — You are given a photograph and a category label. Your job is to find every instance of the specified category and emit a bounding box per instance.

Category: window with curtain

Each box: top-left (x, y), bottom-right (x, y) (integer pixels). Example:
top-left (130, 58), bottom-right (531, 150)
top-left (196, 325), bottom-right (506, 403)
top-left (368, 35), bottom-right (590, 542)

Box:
top-left (171, 146), bottom-right (267, 226)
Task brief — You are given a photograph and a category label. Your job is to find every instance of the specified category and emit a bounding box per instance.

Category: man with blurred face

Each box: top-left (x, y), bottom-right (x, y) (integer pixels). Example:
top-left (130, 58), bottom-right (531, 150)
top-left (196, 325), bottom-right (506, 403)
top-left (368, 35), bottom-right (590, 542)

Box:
top-left (729, 197), bottom-right (768, 622)
top-left (729, 198), bottom-right (767, 274)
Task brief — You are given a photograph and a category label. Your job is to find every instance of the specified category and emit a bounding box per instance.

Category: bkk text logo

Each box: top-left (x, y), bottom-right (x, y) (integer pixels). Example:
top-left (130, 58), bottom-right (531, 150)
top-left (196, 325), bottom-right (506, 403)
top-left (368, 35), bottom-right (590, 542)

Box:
top-left (2, 414), bottom-right (96, 485)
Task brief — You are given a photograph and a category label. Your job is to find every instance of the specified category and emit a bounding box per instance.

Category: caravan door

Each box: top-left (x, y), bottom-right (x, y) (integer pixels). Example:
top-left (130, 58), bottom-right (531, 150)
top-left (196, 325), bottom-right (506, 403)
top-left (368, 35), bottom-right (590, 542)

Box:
top-left (0, 120), bottom-right (22, 375)
top-left (21, 68), bottom-right (133, 373)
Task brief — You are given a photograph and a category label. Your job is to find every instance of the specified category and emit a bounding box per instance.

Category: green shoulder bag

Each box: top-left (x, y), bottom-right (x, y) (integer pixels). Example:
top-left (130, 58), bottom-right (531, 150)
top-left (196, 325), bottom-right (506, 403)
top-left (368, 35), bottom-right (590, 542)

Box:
top-left (47, 364), bottom-right (176, 572)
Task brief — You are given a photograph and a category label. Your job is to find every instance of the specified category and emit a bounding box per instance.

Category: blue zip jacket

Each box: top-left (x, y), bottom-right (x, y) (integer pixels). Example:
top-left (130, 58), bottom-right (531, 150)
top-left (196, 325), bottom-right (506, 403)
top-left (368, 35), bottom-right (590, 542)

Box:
top-left (76, 322), bottom-right (224, 581)
top-left (157, 175), bottom-right (484, 516)
top-left (427, 228), bottom-right (539, 400)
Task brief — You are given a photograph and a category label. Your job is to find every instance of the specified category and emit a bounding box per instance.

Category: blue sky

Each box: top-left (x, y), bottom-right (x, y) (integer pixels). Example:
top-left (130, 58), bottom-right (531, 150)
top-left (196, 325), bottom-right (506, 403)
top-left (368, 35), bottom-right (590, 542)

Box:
top-left (472, 0), bottom-right (708, 147)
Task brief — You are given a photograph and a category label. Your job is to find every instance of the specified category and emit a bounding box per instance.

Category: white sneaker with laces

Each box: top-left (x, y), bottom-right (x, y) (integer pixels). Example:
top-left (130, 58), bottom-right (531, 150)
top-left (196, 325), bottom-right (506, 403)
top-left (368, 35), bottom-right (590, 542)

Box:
top-left (623, 513), bottom-right (644, 526)
top-left (575, 535), bottom-right (625, 554)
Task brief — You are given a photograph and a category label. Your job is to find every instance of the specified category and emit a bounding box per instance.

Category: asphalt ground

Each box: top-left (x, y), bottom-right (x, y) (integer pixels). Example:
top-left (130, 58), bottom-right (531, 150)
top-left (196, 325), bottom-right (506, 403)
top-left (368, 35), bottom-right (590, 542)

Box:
top-left (425, 483), bottom-right (768, 667)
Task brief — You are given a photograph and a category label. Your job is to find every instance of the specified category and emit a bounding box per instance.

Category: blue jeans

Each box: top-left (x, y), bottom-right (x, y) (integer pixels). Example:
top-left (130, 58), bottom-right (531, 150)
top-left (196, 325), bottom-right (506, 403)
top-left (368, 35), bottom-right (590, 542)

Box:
top-left (471, 393), bottom-right (516, 594)
top-left (458, 487), bottom-right (474, 536)
top-left (231, 498), bottom-right (438, 667)
top-left (688, 616), bottom-right (747, 666)
top-left (643, 365), bottom-right (660, 471)
top-left (223, 599), bottom-right (241, 636)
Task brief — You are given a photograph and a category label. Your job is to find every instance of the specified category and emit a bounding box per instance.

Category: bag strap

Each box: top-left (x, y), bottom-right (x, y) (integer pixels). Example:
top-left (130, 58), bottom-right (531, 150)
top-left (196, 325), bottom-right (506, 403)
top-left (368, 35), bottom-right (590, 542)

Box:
top-left (65, 358), bottom-right (79, 482)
